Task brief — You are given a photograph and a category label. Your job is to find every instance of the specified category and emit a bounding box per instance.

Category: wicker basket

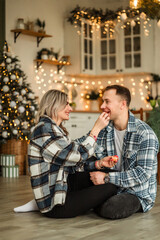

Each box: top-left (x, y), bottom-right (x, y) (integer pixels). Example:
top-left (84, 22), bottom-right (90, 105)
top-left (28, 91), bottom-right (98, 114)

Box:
top-left (0, 139), bottom-right (28, 175)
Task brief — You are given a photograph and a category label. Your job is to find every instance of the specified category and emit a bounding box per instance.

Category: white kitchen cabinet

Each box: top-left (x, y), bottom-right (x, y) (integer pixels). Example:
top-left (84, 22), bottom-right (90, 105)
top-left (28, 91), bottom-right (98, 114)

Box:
top-left (63, 112), bottom-right (100, 140)
top-left (65, 19), bottom-right (154, 75)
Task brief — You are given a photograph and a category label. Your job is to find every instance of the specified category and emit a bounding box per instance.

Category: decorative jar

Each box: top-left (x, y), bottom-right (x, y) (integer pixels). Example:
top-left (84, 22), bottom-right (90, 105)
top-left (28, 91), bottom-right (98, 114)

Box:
top-left (16, 18), bottom-right (25, 29)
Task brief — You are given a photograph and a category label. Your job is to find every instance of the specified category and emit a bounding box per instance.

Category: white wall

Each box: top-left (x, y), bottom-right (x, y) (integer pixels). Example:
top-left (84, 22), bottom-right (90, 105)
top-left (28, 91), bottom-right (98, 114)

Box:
top-left (5, 0), bottom-right (129, 94)
top-left (6, 0), bottom-right (67, 95)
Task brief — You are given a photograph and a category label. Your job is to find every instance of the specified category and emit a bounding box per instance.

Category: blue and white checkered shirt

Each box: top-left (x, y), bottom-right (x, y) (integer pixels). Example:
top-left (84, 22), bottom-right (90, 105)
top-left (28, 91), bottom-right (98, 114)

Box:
top-left (94, 111), bottom-right (159, 212)
top-left (28, 115), bottom-right (97, 213)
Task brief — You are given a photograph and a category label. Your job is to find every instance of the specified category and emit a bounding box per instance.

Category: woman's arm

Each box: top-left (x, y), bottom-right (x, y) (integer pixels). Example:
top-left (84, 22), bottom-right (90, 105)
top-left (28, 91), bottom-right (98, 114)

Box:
top-left (30, 112), bottom-right (110, 167)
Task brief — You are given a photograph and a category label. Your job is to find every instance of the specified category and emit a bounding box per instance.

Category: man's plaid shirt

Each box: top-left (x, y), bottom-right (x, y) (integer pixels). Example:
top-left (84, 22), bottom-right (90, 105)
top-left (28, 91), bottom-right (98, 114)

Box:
top-left (28, 115), bottom-right (97, 213)
top-left (93, 111), bottom-right (159, 212)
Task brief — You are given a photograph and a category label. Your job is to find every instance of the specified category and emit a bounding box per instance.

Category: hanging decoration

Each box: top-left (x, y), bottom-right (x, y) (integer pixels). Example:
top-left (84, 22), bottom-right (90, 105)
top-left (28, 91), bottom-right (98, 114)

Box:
top-left (67, 1), bottom-right (160, 36)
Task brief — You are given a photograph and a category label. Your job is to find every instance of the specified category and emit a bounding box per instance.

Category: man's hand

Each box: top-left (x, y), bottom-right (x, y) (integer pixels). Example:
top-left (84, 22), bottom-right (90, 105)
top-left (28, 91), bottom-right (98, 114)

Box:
top-left (90, 171), bottom-right (106, 185)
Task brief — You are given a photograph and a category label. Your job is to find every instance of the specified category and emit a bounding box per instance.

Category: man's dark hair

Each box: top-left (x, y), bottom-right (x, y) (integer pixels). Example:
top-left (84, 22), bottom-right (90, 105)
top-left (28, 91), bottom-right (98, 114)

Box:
top-left (105, 85), bottom-right (131, 107)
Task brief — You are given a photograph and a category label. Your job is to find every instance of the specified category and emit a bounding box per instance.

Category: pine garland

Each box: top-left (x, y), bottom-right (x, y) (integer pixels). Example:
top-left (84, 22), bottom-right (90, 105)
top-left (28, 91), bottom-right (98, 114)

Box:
top-left (68, 1), bottom-right (160, 26)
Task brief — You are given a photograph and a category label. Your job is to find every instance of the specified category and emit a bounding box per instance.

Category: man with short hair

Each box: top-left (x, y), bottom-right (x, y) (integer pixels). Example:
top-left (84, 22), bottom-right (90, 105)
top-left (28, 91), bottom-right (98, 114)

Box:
top-left (89, 84), bottom-right (159, 219)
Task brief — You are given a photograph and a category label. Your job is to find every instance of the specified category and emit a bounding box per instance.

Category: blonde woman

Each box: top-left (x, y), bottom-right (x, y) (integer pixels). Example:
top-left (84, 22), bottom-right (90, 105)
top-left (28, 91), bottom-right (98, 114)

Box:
top-left (14, 89), bottom-right (117, 218)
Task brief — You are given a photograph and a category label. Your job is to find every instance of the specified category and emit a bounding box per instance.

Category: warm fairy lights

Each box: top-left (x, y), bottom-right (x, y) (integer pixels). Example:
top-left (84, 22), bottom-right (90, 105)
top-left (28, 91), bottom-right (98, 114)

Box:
top-left (34, 64), bottom-right (152, 110)
top-left (68, 1), bottom-right (160, 37)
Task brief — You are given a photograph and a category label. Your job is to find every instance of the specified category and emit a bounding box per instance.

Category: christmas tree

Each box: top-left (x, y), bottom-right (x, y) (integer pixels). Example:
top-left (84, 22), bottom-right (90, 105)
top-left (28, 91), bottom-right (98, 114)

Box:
top-left (0, 41), bottom-right (38, 143)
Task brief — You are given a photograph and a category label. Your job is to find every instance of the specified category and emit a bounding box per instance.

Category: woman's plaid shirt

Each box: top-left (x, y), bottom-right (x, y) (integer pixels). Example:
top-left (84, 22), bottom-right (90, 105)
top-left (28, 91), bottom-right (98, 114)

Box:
top-left (94, 111), bottom-right (159, 212)
top-left (28, 115), bottom-right (96, 213)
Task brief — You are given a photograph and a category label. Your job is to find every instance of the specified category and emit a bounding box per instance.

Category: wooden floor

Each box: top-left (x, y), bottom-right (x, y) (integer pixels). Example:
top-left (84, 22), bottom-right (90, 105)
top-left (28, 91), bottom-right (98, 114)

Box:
top-left (0, 176), bottom-right (160, 240)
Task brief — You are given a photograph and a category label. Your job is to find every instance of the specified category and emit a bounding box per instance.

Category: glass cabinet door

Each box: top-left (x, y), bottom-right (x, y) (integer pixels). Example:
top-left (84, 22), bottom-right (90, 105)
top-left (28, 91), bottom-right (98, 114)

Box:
top-left (81, 22), bottom-right (95, 74)
top-left (124, 21), bottom-right (141, 70)
top-left (80, 20), bottom-right (143, 75)
top-left (100, 25), bottom-right (117, 72)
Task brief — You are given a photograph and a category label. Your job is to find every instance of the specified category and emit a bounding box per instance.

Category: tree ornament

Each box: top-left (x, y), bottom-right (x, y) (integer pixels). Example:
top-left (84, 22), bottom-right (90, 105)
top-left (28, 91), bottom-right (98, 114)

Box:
top-left (2, 131), bottom-right (8, 138)
top-left (22, 100), bottom-right (27, 104)
top-left (15, 64), bottom-right (21, 69)
top-left (6, 57), bottom-right (12, 63)
top-left (3, 41), bottom-right (8, 52)
top-left (14, 119), bottom-right (20, 126)
top-left (21, 89), bottom-right (26, 95)
top-left (10, 101), bottom-right (16, 108)
top-left (30, 106), bottom-right (35, 112)
top-left (13, 129), bottom-right (18, 135)
top-left (4, 115), bottom-right (8, 120)
top-left (10, 74), bottom-right (16, 80)
top-left (13, 91), bottom-right (19, 96)
top-left (18, 95), bottom-right (23, 101)
top-left (19, 77), bottom-right (23, 85)
top-left (131, 20), bottom-right (136, 27)
top-left (3, 85), bottom-right (9, 92)
top-left (6, 51), bottom-right (11, 57)
top-left (0, 104), bottom-right (3, 110)
top-left (7, 65), bottom-right (12, 71)
top-left (0, 119), bottom-right (3, 125)
top-left (22, 121), bottom-right (28, 129)
top-left (3, 76), bottom-right (9, 83)
top-left (28, 93), bottom-right (34, 99)
top-left (120, 13), bottom-right (127, 21)
top-left (1, 62), bottom-right (5, 67)
top-left (140, 12), bottom-right (146, 20)
top-left (18, 106), bottom-right (25, 113)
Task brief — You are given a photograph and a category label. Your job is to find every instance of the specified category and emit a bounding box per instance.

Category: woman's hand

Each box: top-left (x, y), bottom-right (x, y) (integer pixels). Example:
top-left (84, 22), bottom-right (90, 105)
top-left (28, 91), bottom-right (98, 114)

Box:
top-left (90, 112), bottom-right (110, 138)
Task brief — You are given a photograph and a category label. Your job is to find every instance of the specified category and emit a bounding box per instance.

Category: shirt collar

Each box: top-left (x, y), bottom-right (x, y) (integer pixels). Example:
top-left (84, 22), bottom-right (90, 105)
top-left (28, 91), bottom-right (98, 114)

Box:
top-left (39, 115), bottom-right (67, 135)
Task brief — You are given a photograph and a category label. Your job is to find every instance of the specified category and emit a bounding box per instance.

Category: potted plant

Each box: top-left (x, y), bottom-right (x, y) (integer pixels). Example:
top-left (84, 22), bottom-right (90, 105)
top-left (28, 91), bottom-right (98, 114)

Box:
top-left (85, 90), bottom-right (100, 111)
top-left (36, 48), bottom-right (51, 60)
top-left (147, 102), bottom-right (160, 144)
top-left (147, 99), bottom-right (160, 184)
top-left (35, 18), bottom-right (46, 33)
top-left (85, 90), bottom-right (100, 100)
top-left (70, 102), bottom-right (76, 110)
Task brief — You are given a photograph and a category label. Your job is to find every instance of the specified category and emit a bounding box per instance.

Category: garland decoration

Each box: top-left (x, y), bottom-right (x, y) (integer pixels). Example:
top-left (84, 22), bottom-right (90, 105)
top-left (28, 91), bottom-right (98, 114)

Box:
top-left (67, 1), bottom-right (160, 30)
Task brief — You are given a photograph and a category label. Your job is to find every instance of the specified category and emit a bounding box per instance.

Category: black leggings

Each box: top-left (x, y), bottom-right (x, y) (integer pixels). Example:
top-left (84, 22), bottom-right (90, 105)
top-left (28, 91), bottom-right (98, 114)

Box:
top-left (43, 172), bottom-right (117, 218)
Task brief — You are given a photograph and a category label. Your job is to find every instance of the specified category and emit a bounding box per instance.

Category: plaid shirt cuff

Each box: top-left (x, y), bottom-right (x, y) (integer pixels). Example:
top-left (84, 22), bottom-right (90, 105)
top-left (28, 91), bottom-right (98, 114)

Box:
top-left (109, 172), bottom-right (120, 185)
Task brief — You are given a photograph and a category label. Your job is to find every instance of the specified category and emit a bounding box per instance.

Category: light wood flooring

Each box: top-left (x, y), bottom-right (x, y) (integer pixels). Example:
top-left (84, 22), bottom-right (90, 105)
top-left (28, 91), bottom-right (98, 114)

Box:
top-left (0, 176), bottom-right (160, 240)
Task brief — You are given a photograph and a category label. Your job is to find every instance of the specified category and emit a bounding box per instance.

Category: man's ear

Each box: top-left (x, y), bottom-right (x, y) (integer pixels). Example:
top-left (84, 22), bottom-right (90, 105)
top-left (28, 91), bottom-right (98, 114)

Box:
top-left (120, 99), bottom-right (127, 110)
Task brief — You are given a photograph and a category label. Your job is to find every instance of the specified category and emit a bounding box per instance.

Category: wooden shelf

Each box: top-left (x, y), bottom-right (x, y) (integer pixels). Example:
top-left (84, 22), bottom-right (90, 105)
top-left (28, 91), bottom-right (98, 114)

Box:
top-left (67, 72), bottom-right (151, 79)
top-left (11, 29), bottom-right (52, 47)
top-left (34, 59), bottom-right (71, 71)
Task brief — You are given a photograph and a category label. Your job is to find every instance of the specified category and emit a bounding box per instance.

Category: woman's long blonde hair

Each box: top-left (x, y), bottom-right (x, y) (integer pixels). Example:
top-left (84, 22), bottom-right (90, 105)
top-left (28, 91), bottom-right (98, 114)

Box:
top-left (36, 89), bottom-right (68, 134)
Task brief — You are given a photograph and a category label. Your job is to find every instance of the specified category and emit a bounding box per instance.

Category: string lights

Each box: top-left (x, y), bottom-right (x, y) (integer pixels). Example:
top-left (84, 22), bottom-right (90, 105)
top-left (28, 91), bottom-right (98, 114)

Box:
top-left (68, 0), bottom-right (160, 37)
top-left (34, 63), bottom-right (152, 110)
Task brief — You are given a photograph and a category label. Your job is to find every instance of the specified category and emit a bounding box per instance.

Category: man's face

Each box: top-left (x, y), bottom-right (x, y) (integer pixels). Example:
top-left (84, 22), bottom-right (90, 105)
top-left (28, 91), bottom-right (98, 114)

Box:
top-left (101, 89), bottom-right (125, 120)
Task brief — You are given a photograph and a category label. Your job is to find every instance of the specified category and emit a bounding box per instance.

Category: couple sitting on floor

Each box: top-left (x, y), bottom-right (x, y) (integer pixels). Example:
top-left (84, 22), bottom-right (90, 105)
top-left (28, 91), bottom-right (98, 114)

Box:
top-left (14, 85), bottom-right (159, 220)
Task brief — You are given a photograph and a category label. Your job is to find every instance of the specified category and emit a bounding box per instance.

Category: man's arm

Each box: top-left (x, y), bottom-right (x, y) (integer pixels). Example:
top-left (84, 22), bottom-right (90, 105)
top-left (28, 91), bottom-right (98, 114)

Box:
top-left (90, 132), bottom-right (159, 187)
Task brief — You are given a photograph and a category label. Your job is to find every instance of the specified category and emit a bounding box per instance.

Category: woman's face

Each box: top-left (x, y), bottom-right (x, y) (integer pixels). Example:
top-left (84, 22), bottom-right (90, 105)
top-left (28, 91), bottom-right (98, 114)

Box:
top-left (56, 101), bottom-right (73, 124)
